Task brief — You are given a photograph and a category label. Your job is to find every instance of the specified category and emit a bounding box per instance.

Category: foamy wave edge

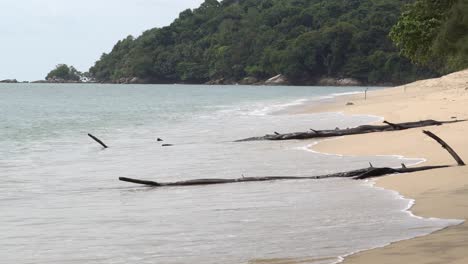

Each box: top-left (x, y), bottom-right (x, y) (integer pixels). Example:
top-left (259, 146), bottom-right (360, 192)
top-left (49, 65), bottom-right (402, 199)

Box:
top-left (220, 90), bottom-right (365, 117)
top-left (296, 127), bottom-right (464, 264)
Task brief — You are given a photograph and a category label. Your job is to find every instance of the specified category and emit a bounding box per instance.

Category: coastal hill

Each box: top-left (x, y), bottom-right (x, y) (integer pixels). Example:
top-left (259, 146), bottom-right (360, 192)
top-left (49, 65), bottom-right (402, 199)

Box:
top-left (88, 0), bottom-right (436, 85)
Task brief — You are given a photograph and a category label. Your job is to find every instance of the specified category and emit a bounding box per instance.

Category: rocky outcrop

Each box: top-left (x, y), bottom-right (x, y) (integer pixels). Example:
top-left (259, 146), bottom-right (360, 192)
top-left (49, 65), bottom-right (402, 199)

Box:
top-left (31, 78), bottom-right (81, 83)
top-left (239, 77), bottom-right (259, 85)
top-left (49, 78), bottom-right (80, 83)
top-left (318, 77), bottom-right (362, 86)
top-left (113, 77), bottom-right (151, 84)
top-left (205, 78), bottom-right (237, 85)
top-left (0, 79), bottom-right (18, 83)
top-left (264, 74), bottom-right (289, 85)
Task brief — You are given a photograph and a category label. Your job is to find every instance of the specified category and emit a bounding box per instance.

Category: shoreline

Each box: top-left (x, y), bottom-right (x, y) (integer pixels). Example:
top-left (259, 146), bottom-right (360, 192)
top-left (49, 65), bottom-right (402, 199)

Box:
top-left (309, 69), bottom-right (468, 264)
top-left (301, 124), bottom-right (462, 264)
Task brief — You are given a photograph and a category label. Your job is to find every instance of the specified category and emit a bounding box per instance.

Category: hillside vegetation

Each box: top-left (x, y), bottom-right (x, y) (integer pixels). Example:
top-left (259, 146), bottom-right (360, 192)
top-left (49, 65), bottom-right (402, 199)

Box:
top-left (89, 0), bottom-right (437, 85)
top-left (390, 0), bottom-right (468, 74)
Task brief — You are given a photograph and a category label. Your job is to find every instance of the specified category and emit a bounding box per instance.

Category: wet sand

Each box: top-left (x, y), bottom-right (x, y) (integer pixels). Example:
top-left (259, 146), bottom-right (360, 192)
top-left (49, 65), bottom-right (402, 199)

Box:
top-left (311, 69), bottom-right (468, 264)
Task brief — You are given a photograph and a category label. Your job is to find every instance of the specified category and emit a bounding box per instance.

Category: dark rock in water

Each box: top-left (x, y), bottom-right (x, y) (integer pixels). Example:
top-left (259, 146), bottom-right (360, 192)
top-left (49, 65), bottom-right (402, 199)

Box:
top-left (157, 138), bottom-right (163, 142)
top-left (0, 79), bottom-right (18, 83)
top-left (162, 144), bottom-right (174, 147)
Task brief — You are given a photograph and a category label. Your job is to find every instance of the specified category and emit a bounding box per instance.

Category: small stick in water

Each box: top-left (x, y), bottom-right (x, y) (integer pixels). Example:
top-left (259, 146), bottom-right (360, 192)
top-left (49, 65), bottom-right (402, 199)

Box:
top-left (157, 138), bottom-right (163, 142)
top-left (88, 133), bottom-right (108, 148)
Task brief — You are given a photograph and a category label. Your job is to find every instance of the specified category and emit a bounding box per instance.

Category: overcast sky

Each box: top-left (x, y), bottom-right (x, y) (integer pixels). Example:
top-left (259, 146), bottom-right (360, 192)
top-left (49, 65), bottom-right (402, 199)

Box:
top-left (0, 0), bottom-right (204, 81)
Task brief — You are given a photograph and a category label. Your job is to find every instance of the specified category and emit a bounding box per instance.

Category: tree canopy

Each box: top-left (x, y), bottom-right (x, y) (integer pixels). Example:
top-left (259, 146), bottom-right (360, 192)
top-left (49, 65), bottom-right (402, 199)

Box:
top-left (89, 0), bottom-right (436, 85)
top-left (46, 64), bottom-right (82, 81)
top-left (390, 0), bottom-right (468, 74)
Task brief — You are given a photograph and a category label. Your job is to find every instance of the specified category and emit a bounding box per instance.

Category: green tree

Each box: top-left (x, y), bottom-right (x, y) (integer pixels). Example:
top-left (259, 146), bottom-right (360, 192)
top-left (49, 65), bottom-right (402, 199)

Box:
top-left (390, 0), bottom-right (467, 74)
top-left (46, 64), bottom-right (82, 81)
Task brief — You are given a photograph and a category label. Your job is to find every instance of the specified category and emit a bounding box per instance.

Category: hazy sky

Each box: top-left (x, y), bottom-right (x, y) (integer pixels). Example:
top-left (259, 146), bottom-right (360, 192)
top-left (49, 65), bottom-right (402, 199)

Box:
top-left (0, 0), bottom-right (204, 81)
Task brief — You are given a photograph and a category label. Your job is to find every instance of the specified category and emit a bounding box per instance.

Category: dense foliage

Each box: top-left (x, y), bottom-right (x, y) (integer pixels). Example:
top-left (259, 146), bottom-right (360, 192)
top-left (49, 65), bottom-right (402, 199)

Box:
top-left (46, 64), bottom-right (82, 81)
top-left (390, 0), bottom-right (468, 74)
top-left (89, 0), bottom-right (435, 84)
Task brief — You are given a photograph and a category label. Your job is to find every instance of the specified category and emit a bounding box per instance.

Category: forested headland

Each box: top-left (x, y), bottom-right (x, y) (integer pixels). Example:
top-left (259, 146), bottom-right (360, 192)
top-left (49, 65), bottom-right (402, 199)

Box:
top-left (61, 0), bottom-right (468, 85)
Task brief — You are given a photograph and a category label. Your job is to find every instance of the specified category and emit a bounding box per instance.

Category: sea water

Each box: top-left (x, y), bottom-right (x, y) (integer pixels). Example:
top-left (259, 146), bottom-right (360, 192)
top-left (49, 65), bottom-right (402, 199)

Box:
top-left (0, 84), bottom-right (460, 264)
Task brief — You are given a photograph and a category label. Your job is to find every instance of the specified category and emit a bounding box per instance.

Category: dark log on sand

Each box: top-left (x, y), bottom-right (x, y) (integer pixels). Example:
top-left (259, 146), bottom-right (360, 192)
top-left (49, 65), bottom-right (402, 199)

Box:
top-left (423, 130), bottom-right (465, 166)
top-left (236, 119), bottom-right (465, 142)
top-left (88, 133), bottom-right (108, 148)
top-left (120, 131), bottom-right (464, 188)
top-left (383, 121), bottom-right (405, 130)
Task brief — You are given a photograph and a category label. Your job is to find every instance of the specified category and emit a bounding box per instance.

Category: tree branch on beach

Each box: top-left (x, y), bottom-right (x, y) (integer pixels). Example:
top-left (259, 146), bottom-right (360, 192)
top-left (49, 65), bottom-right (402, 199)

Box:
top-left (119, 131), bottom-right (465, 188)
top-left (236, 119), bottom-right (466, 142)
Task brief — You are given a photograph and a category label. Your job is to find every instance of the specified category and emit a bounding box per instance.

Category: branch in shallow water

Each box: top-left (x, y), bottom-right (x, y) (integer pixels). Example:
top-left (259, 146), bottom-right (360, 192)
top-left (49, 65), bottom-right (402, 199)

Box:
top-left (118, 165), bottom-right (451, 187)
top-left (119, 131), bottom-right (463, 188)
top-left (88, 133), bottom-right (108, 149)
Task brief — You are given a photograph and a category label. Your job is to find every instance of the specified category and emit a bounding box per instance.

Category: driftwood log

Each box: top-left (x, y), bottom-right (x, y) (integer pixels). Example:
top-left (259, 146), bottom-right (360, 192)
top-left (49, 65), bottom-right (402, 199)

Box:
top-left (119, 131), bottom-right (464, 188)
top-left (236, 119), bottom-right (465, 142)
top-left (423, 130), bottom-right (465, 166)
top-left (119, 165), bottom-right (450, 187)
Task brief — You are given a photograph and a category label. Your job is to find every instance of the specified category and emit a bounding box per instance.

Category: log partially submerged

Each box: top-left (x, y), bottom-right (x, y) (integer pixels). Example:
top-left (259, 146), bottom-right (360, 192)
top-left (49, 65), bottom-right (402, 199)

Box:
top-left (236, 119), bottom-right (465, 142)
top-left (119, 131), bottom-right (464, 188)
top-left (119, 165), bottom-right (450, 187)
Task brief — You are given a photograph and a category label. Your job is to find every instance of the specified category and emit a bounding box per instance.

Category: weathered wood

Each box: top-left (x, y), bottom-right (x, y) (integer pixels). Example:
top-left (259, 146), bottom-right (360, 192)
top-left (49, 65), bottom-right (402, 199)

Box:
top-left (120, 131), bottom-right (463, 188)
top-left (120, 177), bottom-right (162, 186)
top-left (88, 133), bottom-right (108, 148)
top-left (383, 121), bottom-right (405, 130)
top-left (352, 165), bottom-right (449, 180)
top-left (236, 119), bottom-right (465, 142)
top-left (423, 130), bottom-right (466, 166)
top-left (118, 165), bottom-right (451, 187)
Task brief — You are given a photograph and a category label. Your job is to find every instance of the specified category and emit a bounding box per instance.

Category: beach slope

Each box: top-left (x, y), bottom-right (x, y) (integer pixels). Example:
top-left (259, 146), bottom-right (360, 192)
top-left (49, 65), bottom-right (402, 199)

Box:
top-left (312, 69), bottom-right (468, 264)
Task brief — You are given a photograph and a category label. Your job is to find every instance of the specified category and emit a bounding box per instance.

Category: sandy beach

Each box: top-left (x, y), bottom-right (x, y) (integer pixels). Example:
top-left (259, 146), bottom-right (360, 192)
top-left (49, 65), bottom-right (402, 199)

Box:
top-left (310, 69), bottom-right (468, 263)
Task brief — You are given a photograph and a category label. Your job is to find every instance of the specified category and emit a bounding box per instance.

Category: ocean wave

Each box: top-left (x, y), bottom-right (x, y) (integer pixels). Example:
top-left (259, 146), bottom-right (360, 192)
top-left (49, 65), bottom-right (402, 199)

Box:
top-left (211, 90), bottom-right (365, 117)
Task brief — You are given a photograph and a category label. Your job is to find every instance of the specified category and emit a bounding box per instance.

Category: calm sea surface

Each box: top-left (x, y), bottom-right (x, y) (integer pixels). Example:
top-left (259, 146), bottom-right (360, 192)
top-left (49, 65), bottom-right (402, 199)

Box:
top-left (0, 84), bottom-right (459, 264)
